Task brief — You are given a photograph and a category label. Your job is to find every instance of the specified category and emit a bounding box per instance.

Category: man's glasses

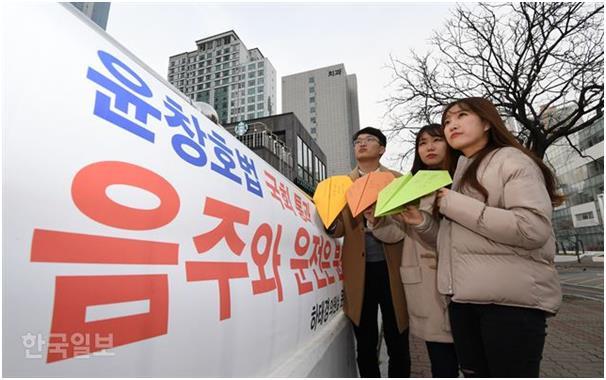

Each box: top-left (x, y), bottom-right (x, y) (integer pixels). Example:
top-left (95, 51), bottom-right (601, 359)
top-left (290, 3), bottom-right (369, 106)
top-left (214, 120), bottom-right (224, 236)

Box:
top-left (353, 137), bottom-right (380, 146)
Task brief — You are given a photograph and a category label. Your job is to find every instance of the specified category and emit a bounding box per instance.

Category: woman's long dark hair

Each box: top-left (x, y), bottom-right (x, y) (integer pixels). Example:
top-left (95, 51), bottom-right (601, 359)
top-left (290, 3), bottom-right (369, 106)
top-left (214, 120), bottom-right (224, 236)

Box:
top-left (441, 97), bottom-right (564, 206)
top-left (411, 123), bottom-right (460, 177)
top-left (411, 124), bottom-right (461, 217)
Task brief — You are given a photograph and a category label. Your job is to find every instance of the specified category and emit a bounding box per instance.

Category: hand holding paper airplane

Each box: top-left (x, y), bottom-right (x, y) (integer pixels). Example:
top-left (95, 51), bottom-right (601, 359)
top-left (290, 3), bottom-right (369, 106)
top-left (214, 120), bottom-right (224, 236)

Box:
top-left (374, 170), bottom-right (452, 217)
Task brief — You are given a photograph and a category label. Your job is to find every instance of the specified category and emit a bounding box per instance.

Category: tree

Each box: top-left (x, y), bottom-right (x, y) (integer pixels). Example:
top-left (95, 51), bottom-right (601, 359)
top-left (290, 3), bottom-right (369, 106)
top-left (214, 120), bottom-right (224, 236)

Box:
top-left (384, 2), bottom-right (604, 162)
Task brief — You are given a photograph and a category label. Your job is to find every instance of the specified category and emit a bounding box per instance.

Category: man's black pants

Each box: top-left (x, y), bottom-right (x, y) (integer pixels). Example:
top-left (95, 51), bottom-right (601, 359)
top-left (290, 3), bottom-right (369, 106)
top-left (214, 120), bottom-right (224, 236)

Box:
top-left (352, 261), bottom-right (411, 377)
top-left (448, 302), bottom-right (547, 377)
top-left (426, 341), bottom-right (459, 377)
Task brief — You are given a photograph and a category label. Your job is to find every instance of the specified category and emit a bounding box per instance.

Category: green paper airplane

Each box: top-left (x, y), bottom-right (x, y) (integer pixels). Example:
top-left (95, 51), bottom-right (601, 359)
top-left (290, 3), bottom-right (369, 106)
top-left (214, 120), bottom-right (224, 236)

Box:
top-left (374, 170), bottom-right (452, 217)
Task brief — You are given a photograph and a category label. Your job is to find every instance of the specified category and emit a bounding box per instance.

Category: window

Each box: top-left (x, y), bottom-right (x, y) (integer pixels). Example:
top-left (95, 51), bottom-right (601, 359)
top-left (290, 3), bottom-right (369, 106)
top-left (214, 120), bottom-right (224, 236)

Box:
top-left (257, 103), bottom-right (264, 110)
top-left (297, 137), bottom-right (303, 166)
top-left (311, 127), bottom-right (316, 134)
top-left (248, 80), bottom-right (256, 86)
top-left (249, 71), bottom-right (256, 78)
top-left (309, 77), bottom-right (315, 83)
top-left (310, 117), bottom-right (316, 124)
top-left (258, 69), bottom-right (264, 76)
top-left (248, 88), bottom-right (255, 95)
top-left (248, 105), bottom-right (255, 112)
top-left (248, 64), bottom-right (256, 70)
top-left (257, 94), bottom-right (264, 101)
top-left (248, 96), bottom-right (255, 103)
top-left (576, 211), bottom-right (594, 221)
top-left (309, 96), bottom-right (315, 103)
top-left (309, 86), bottom-right (315, 94)
top-left (310, 107), bottom-right (316, 113)
top-left (247, 113), bottom-right (255, 119)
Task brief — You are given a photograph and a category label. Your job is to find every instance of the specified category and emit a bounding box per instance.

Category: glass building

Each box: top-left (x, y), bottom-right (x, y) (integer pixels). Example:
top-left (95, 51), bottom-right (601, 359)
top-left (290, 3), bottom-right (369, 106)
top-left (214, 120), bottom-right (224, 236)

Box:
top-left (545, 112), bottom-right (604, 252)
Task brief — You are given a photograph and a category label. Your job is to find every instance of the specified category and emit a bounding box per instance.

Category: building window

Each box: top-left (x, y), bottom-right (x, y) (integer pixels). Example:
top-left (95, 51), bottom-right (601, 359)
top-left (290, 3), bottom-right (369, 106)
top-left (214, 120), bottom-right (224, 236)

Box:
top-left (311, 117), bottom-right (316, 124)
top-left (310, 107), bottom-right (316, 113)
top-left (576, 211), bottom-right (594, 221)
top-left (257, 103), bottom-right (264, 110)
top-left (309, 77), bottom-right (314, 83)
top-left (257, 94), bottom-right (264, 101)
top-left (248, 80), bottom-right (256, 86)
top-left (309, 86), bottom-right (315, 94)
top-left (309, 96), bottom-right (315, 103)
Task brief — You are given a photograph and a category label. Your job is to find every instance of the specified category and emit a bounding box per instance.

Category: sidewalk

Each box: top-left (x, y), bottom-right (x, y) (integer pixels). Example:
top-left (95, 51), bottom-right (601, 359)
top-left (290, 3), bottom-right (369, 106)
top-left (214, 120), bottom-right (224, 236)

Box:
top-left (379, 296), bottom-right (604, 377)
top-left (378, 260), bottom-right (604, 377)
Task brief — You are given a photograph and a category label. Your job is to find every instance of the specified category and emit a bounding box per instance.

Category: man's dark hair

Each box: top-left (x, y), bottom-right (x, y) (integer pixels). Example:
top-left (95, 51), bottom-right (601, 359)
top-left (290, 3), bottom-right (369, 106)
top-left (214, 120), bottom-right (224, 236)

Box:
top-left (353, 127), bottom-right (387, 147)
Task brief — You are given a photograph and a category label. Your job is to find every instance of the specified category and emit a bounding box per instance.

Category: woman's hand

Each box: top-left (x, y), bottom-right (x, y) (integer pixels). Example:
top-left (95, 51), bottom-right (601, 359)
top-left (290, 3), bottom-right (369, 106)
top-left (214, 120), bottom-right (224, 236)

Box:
top-left (399, 205), bottom-right (424, 225)
top-left (436, 188), bottom-right (449, 208)
top-left (363, 205), bottom-right (376, 225)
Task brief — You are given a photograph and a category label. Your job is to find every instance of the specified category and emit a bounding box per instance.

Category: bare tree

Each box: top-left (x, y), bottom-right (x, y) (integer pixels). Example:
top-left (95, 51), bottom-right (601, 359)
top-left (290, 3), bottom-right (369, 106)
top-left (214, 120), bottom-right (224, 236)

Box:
top-left (384, 2), bottom-right (604, 161)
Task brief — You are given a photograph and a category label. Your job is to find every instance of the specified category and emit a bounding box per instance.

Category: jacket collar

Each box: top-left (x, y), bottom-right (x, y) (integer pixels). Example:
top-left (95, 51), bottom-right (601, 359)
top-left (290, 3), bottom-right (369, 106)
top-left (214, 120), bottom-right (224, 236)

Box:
top-left (348, 164), bottom-right (391, 181)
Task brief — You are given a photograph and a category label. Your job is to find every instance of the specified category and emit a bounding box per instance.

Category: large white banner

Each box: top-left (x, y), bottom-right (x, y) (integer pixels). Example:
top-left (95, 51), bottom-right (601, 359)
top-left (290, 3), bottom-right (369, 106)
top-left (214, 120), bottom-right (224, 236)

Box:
top-left (2, 3), bottom-right (343, 376)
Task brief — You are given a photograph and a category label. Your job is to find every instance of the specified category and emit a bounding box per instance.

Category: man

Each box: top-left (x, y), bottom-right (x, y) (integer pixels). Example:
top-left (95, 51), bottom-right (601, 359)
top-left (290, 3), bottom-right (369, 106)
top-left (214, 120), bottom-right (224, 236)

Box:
top-left (327, 127), bottom-right (410, 377)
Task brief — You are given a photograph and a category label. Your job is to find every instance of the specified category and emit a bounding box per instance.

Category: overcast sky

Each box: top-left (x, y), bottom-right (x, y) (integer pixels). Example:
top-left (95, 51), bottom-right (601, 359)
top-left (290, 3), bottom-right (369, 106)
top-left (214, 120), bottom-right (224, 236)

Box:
top-left (106, 2), bottom-right (455, 170)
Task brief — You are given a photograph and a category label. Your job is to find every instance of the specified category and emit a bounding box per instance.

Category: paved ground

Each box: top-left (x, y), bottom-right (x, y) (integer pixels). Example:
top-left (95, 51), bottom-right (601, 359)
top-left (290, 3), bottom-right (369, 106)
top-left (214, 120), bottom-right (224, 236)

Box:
top-left (378, 261), bottom-right (604, 378)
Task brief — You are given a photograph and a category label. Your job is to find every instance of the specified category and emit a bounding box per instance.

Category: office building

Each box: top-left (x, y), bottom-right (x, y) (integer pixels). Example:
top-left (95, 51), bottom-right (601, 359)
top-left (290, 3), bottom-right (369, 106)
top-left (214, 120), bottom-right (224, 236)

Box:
top-left (282, 64), bottom-right (360, 176)
top-left (544, 108), bottom-right (604, 251)
top-left (168, 30), bottom-right (277, 125)
top-left (70, 2), bottom-right (110, 30)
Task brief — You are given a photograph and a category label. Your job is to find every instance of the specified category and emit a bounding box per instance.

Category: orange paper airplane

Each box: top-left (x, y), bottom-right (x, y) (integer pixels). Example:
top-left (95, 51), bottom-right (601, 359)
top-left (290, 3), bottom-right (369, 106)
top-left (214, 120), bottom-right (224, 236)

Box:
top-left (346, 171), bottom-right (395, 217)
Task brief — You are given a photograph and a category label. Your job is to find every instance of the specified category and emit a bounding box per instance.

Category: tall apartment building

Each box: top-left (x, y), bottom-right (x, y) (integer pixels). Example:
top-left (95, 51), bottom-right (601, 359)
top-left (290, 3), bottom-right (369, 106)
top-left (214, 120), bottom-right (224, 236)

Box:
top-left (282, 64), bottom-right (360, 176)
top-left (544, 108), bottom-right (604, 251)
top-left (167, 31), bottom-right (277, 125)
top-left (70, 2), bottom-right (110, 30)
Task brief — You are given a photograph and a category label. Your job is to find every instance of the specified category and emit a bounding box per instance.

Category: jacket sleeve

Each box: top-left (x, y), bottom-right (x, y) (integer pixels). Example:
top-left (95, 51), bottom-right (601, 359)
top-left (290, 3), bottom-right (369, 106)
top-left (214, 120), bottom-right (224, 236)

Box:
top-left (411, 211), bottom-right (439, 250)
top-left (368, 216), bottom-right (405, 244)
top-left (439, 157), bottom-right (553, 250)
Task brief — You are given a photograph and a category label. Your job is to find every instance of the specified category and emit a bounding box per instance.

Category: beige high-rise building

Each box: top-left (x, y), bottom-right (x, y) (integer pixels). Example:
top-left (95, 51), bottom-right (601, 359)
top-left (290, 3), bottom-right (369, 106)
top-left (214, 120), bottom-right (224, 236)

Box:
top-left (168, 31), bottom-right (277, 125)
top-left (282, 64), bottom-right (360, 175)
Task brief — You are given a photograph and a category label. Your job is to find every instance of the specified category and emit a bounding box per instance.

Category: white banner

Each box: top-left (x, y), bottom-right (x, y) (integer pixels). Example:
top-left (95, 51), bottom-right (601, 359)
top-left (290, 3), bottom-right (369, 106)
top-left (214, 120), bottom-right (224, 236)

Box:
top-left (2, 3), bottom-right (343, 376)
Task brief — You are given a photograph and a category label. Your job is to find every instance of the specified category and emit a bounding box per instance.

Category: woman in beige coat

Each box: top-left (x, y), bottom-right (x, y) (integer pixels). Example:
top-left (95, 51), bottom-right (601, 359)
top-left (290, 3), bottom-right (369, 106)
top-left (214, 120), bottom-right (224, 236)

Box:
top-left (400, 98), bottom-right (563, 378)
top-left (366, 124), bottom-right (459, 377)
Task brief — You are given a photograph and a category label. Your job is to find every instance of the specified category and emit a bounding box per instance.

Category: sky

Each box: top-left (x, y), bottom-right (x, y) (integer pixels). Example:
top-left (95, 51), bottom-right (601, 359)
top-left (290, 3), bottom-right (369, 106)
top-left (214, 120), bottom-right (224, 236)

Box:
top-left (105, 2), bottom-right (455, 170)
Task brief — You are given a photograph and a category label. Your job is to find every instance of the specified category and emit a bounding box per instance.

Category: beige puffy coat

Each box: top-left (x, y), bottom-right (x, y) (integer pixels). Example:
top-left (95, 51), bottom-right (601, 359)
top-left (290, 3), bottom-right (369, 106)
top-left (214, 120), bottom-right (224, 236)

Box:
top-left (415, 147), bottom-right (562, 315)
top-left (370, 194), bottom-right (453, 343)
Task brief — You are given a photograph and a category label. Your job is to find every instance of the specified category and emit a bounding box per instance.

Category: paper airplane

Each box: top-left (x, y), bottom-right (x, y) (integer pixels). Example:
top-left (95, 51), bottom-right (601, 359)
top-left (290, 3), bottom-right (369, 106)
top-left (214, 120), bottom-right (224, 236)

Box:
top-left (374, 173), bottom-right (413, 217)
top-left (313, 175), bottom-right (353, 228)
top-left (374, 170), bottom-right (452, 217)
top-left (346, 171), bottom-right (395, 217)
